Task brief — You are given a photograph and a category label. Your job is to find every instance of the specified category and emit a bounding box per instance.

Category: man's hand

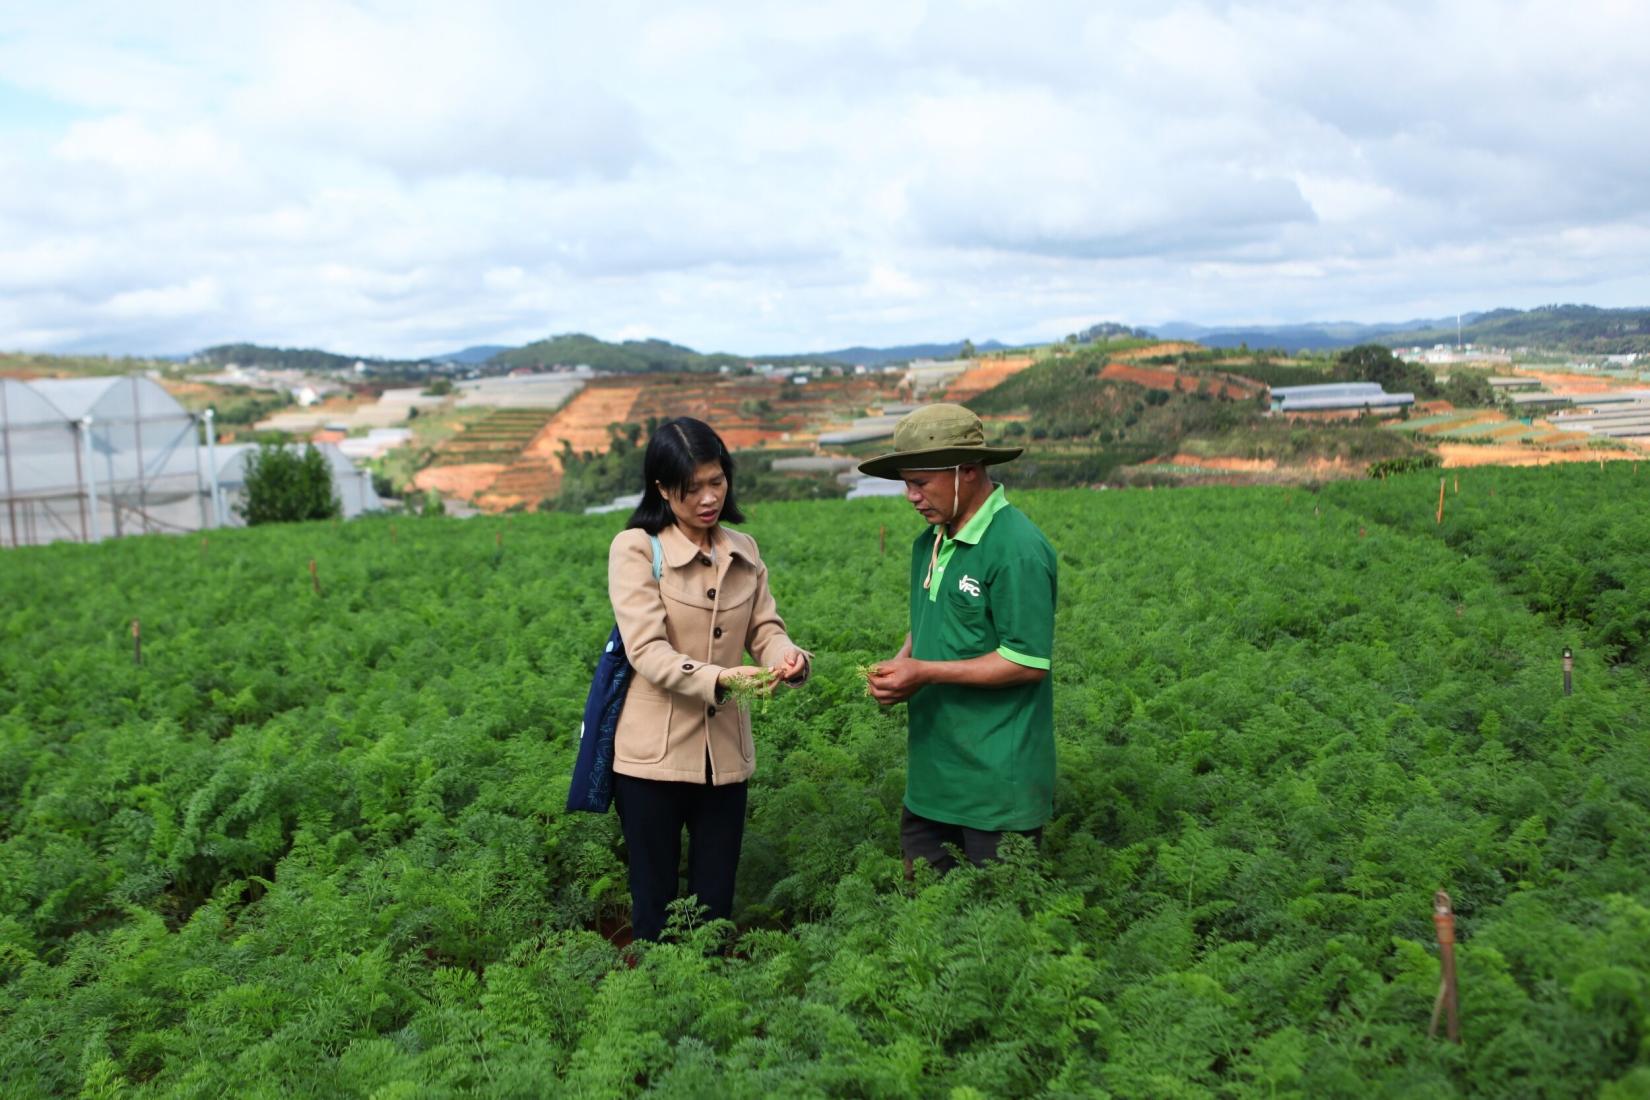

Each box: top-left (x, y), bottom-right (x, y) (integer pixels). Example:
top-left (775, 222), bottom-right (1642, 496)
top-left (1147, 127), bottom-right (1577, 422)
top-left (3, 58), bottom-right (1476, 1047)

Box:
top-left (867, 650), bottom-right (1046, 704)
top-left (866, 657), bottom-right (927, 704)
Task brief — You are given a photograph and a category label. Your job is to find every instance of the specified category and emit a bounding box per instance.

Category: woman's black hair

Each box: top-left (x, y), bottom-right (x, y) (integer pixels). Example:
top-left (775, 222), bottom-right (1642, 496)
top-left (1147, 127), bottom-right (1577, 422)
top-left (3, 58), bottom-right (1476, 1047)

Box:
top-left (626, 417), bottom-right (745, 534)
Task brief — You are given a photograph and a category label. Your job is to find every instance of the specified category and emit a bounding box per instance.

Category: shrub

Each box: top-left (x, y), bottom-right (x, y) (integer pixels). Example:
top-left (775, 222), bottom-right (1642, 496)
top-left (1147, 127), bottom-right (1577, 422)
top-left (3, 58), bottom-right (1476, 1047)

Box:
top-left (236, 444), bottom-right (341, 525)
top-left (1366, 451), bottom-right (1443, 478)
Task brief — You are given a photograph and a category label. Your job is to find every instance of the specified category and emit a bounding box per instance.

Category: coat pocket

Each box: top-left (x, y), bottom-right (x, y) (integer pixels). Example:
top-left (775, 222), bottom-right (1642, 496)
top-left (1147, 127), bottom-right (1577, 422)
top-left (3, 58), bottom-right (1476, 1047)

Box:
top-left (615, 681), bottom-right (673, 765)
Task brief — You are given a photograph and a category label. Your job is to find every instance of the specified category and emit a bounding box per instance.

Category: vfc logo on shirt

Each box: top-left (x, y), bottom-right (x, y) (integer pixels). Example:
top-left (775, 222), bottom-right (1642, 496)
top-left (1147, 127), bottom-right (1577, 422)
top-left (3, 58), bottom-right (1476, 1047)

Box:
top-left (958, 574), bottom-right (981, 597)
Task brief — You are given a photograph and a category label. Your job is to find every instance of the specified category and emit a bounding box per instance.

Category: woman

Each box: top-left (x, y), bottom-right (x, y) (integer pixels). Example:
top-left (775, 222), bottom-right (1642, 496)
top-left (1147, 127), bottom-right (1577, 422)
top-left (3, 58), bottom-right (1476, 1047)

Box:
top-left (607, 417), bottom-right (809, 941)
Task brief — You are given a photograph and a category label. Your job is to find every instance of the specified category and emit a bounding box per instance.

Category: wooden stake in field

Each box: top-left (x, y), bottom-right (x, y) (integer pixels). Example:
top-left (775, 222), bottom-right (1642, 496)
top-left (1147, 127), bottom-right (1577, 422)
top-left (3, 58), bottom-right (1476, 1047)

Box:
top-left (1454, 475), bottom-right (1459, 495)
top-left (1435, 478), bottom-right (1446, 525)
top-left (309, 558), bottom-right (322, 597)
top-left (390, 522), bottom-right (398, 543)
top-left (1429, 890), bottom-right (1461, 1044)
top-left (131, 618), bottom-right (142, 666)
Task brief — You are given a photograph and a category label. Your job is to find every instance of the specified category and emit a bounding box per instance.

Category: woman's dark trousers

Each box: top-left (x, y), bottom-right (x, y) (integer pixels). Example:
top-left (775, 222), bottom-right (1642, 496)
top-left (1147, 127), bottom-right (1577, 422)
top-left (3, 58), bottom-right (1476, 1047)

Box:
top-left (613, 773), bottom-right (747, 941)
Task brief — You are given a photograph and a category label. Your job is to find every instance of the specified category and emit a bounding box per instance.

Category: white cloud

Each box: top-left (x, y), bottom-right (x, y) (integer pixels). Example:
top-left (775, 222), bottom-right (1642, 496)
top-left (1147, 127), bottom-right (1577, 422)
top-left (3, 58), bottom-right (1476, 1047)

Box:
top-left (103, 277), bottom-right (223, 320)
top-left (1, 0), bottom-right (1648, 355)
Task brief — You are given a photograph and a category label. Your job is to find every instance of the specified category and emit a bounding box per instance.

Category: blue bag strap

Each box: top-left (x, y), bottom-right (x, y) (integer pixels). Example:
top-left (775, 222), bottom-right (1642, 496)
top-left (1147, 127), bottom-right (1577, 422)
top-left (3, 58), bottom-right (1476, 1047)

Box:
top-left (650, 533), bottom-right (662, 581)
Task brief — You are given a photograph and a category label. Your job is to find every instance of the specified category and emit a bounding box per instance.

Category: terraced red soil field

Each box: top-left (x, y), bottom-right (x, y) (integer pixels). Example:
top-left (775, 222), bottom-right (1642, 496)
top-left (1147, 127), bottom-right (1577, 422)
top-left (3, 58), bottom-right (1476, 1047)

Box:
top-left (418, 372), bottom-right (902, 512)
top-left (943, 355), bottom-right (1036, 402)
top-left (428, 408), bottom-right (560, 467)
top-left (477, 382), bottom-right (643, 510)
top-left (1115, 342), bottom-right (1203, 360)
top-left (413, 462), bottom-right (509, 499)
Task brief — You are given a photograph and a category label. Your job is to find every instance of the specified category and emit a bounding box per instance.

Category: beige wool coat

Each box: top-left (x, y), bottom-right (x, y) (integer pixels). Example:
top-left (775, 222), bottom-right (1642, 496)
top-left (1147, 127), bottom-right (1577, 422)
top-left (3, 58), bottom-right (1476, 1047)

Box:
top-left (608, 523), bottom-right (807, 784)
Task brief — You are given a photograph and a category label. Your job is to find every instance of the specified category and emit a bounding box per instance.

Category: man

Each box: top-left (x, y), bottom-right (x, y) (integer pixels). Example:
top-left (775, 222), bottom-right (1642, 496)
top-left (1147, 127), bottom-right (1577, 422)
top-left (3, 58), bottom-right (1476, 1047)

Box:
top-left (859, 403), bottom-right (1058, 876)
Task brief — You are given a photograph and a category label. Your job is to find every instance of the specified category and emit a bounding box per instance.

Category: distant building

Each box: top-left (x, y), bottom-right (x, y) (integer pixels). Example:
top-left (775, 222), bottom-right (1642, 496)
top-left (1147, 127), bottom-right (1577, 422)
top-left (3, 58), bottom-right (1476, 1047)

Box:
top-left (1401, 347), bottom-right (1512, 366)
top-left (903, 358), bottom-right (971, 396)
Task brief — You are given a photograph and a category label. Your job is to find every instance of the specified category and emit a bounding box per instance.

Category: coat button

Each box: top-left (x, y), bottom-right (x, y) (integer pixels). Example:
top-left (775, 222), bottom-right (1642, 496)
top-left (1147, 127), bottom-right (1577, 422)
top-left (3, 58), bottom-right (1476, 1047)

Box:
top-left (698, 554), bottom-right (712, 566)
top-left (682, 662), bottom-right (694, 671)
top-left (707, 705), bottom-right (717, 717)
top-left (707, 587), bottom-right (717, 599)
top-left (713, 626), bottom-right (723, 638)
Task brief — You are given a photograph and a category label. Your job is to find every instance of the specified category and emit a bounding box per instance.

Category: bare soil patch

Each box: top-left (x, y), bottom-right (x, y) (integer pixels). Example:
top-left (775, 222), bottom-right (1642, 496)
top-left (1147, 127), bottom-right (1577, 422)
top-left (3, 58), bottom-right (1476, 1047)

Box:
top-left (414, 463), bottom-right (508, 497)
top-left (944, 355), bottom-right (1036, 401)
top-left (1437, 443), bottom-right (1646, 468)
top-left (1115, 342), bottom-right (1203, 360)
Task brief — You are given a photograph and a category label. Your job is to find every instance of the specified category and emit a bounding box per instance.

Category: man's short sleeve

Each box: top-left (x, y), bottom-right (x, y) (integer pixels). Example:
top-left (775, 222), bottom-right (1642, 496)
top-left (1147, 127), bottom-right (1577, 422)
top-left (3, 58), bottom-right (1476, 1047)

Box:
top-left (989, 554), bottom-right (1055, 670)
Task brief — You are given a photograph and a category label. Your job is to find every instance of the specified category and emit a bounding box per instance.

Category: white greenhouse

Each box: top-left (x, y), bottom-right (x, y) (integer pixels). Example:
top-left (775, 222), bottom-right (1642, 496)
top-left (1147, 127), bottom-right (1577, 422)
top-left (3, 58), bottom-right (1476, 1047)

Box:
top-left (0, 374), bottom-right (382, 548)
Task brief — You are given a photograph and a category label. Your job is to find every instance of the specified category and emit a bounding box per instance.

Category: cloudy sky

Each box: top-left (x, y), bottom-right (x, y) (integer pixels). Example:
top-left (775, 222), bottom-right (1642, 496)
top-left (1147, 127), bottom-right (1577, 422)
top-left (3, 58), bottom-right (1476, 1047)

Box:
top-left (3, 1), bottom-right (1648, 358)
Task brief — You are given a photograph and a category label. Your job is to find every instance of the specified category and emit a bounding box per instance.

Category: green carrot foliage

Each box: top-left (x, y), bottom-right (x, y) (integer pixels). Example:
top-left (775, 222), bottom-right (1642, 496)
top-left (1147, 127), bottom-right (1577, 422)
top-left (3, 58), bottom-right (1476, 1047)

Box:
top-left (1, 467), bottom-right (1648, 1095)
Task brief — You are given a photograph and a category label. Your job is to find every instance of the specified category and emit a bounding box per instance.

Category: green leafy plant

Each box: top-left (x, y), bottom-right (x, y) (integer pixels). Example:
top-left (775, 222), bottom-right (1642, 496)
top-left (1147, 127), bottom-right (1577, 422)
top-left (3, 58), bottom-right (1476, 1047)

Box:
top-left (236, 443), bottom-right (342, 525)
top-left (2, 474), bottom-right (1648, 1096)
top-left (721, 668), bottom-right (777, 715)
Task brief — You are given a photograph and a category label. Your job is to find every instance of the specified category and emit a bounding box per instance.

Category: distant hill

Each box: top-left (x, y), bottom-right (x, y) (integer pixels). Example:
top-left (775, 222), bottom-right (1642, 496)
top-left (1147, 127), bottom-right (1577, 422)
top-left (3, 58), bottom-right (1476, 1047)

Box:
top-left (176, 304), bottom-right (1650, 383)
top-left (1068, 322), bottom-right (1154, 344)
top-left (1157, 305), bottom-right (1650, 354)
top-left (493, 333), bottom-right (750, 373)
top-left (785, 339), bottom-right (1010, 368)
top-left (1153, 318), bottom-right (1460, 354)
top-left (430, 345), bottom-right (511, 365)
top-left (1377, 305), bottom-right (1650, 353)
top-left (193, 343), bottom-right (431, 373)
top-left (493, 332), bottom-right (854, 372)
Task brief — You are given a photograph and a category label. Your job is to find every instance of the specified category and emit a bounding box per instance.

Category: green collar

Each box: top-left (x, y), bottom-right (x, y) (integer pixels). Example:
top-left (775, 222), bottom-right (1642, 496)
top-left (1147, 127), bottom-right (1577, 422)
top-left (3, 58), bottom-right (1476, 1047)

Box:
top-left (925, 485), bottom-right (1008, 602)
top-left (949, 484), bottom-right (1009, 545)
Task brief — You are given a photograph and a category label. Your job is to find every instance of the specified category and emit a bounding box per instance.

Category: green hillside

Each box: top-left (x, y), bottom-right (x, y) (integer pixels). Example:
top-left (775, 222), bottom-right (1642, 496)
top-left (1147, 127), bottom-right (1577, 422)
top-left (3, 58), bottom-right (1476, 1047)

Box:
top-left (194, 343), bottom-right (432, 374)
top-left (964, 347), bottom-right (1423, 481)
top-left (1378, 304), bottom-right (1650, 354)
top-left (0, 351), bottom-right (176, 379)
top-left (491, 333), bottom-right (843, 374)
top-left (2, 468), bottom-right (1648, 1095)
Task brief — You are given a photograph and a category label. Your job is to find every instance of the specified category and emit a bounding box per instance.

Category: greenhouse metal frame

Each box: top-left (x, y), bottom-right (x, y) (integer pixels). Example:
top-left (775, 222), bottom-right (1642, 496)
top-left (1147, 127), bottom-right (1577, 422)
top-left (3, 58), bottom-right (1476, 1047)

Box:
top-left (0, 374), bottom-right (383, 549)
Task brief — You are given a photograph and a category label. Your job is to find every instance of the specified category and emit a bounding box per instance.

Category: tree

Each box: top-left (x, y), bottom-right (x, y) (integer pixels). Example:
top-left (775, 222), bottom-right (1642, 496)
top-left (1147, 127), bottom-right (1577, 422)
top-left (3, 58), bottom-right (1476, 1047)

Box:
top-left (1440, 369), bottom-right (1496, 408)
top-left (237, 444), bottom-right (341, 525)
top-left (959, 339), bottom-right (976, 359)
top-left (1332, 344), bottom-right (1438, 398)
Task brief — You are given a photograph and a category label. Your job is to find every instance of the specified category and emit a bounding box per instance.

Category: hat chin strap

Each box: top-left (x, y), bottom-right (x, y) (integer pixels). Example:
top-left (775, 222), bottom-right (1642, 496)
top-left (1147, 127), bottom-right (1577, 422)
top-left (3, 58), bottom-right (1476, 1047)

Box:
top-left (922, 466), bottom-right (961, 590)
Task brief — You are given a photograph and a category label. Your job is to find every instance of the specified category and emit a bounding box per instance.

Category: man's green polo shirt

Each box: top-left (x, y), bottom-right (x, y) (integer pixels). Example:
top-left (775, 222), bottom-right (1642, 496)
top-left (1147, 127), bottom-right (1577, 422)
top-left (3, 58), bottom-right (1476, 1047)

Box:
top-left (906, 484), bottom-right (1057, 832)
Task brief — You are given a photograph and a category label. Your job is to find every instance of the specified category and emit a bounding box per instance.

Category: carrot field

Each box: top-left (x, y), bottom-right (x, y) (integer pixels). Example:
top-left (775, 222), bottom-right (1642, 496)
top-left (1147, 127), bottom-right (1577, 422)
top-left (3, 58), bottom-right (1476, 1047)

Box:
top-left (2, 466), bottom-right (1648, 1097)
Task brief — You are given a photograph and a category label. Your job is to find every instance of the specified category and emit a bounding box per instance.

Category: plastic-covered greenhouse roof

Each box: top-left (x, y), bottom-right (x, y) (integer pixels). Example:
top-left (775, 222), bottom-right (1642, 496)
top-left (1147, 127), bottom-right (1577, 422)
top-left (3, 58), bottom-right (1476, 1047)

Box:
top-left (26, 376), bottom-right (189, 422)
top-left (1269, 382), bottom-right (1385, 400)
top-left (2, 380), bottom-right (68, 427)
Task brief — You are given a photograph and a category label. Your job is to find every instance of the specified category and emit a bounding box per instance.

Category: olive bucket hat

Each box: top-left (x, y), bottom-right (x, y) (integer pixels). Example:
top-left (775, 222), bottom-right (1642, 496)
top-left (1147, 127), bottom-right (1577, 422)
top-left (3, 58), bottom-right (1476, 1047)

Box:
top-left (857, 403), bottom-right (1023, 480)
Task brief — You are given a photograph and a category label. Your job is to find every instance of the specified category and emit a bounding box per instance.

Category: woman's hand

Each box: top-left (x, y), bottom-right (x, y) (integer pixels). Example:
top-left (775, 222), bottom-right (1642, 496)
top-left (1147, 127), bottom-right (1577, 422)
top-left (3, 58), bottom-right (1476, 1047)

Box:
top-left (774, 649), bottom-right (808, 684)
top-left (717, 665), bottom-right (776, 692)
